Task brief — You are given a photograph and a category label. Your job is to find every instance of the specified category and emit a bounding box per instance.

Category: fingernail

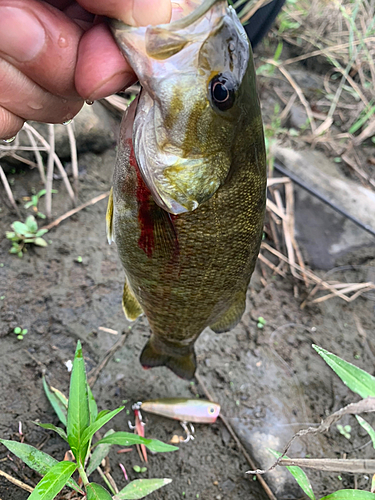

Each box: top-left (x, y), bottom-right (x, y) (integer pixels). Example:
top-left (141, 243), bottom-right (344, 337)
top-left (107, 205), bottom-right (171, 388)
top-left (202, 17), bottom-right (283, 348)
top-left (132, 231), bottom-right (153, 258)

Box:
top-left (0, 7), bottom-right (45, 62)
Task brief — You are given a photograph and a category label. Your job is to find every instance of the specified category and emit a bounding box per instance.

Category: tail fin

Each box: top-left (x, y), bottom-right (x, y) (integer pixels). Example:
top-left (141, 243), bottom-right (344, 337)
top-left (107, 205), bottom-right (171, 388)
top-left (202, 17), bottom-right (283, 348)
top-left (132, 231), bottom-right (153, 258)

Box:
top-left (140, 338), bottom-right (196, 380)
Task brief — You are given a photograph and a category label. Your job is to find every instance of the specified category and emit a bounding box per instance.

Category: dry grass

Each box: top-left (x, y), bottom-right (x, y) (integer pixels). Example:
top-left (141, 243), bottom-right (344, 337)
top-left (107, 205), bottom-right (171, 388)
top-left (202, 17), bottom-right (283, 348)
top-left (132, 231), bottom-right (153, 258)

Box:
top-left (258, 0), bottom-right (375, 188)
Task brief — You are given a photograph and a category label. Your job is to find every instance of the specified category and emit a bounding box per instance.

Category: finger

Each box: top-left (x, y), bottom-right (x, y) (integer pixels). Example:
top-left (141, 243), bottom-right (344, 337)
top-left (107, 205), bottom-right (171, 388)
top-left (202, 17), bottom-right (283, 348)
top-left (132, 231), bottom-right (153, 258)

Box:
top-left (75, 23), bottom-right (136, 100)
top-left (63, 2), bottom-right (95, 30)
top-left (77, 0), bottom-right (171, 26)
top-left (0, 0), bottom-right (83, 98)
top-left (0, 106), bottom-right (24, 140)
top-left (0, 58), bottom-right (83, 123)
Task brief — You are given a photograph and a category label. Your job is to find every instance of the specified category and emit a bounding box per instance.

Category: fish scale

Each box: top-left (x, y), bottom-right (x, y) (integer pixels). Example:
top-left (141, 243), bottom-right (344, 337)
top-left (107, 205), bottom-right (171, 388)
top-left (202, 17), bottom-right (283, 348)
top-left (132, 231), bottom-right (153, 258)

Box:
top-left (107, 0), bottom-right (266, 379)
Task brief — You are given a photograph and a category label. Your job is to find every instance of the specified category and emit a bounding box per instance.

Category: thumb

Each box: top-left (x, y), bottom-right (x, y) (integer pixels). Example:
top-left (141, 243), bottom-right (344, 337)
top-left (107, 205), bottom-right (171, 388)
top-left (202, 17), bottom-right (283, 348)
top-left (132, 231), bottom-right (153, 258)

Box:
top-left (76, 0), bottom-right (172, 26)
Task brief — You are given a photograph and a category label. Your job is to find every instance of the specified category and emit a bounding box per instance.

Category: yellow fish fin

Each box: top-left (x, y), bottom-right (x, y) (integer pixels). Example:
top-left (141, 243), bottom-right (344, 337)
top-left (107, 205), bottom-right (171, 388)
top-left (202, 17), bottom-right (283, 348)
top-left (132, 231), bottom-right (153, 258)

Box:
top-left (140, 337), bottom-right (196, 380)
top-left (122, 279), bottom-right (143, 321)
top-left (106, 187), bottom-right (114, 244)
top-left (209, 291), bottom-right (246, 333)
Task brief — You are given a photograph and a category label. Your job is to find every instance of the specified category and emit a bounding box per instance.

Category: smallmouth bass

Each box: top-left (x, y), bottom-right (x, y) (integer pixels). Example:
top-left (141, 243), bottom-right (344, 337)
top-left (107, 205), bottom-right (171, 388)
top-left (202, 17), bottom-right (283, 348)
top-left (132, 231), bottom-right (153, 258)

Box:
top-left (107, 0), bottom-right (266, 379)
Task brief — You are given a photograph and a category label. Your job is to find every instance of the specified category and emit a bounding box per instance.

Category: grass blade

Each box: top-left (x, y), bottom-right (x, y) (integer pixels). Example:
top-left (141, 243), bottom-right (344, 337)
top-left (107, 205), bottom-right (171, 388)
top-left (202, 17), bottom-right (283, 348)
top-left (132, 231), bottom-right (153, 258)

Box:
top-left (93, 432), bottom-right (178, 453)
top-left (33, 422), bottom-right (68, 442)
top-left (86, 482), bottom-right (113, 500)
top-left (268, 449), bottom-right (316, 500)
top-left (356, 416), bottom-right (375, 449)
top-left (87, 430), bottom-right (115, 477)
top-left (313, 345), bottom-right (375, 398)
top-left (114, 478), bottom-right (172, 499)
top-left (28, 460), bottom-right (76, 500)
top-left (42, 377), bottom-right (67, 426)
top-left (0, 439), bottom-right (81, 493)
top-left (67, 341), bottom-right (90, 463)
top-left (81, 407), bottom-right (124, 448)
top-left (321, 490), bottom-right (375, 499)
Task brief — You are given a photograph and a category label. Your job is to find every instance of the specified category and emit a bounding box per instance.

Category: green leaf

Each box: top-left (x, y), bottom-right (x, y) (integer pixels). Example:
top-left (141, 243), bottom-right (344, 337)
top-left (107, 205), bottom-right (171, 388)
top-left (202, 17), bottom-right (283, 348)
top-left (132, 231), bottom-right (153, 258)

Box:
top-left (268, 449), bottom-right (316, 500)
top-left (88, 385), bottom-right (98, 424)
top-left (43, 376), bottom-right (67, 426)
top-left (321, 490), bottom-right (375, 499)
top-left (94, 432), bottom-right (178, 453)
top-left (114, 479), bottom-right (172, 499)
top-left (24, 201), bottom-right (34, 209)
top-left (33, 422), bottom-right (68, 442)
top-left (6, 231), bottom-right (15, 239)
top-left (36, 229), bottom-right (48, 237)
top-left (81, 407), bottom-right (124, 448)
top-left (356, 416), bottom-right (375, 449)
top-left (67, 341), bottom-right (90, 463)
top-left (49, 386), bottom-right (68, 410)
top-left (12, 221), bottom-right (29, 235)
top-left (0, 439), bottom-right (81, 493)
top-left (28, 460), bottom-right (76, 500)
top-left (86, 482), bottom-right (113, 500)
top-left (25, 215), bottom-right (38, 233)
top-left (34, 238), bottom-right (48, 247)
top-left (86, 429), bottom-right (115, 477)
top-left (313, 345), bottom-right (375, 398)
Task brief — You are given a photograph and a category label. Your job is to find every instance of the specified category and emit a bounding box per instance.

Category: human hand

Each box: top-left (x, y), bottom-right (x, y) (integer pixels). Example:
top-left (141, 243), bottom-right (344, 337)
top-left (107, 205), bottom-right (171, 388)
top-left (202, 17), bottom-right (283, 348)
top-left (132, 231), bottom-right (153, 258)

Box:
top-left (0, 0), bottom-right (171, 140)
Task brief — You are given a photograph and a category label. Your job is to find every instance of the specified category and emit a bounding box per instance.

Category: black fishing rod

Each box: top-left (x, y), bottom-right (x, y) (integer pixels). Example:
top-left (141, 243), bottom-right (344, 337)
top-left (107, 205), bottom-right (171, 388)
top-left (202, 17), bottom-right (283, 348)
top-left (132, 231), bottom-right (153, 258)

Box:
top-left (273, 161), bottom-right (375, 239)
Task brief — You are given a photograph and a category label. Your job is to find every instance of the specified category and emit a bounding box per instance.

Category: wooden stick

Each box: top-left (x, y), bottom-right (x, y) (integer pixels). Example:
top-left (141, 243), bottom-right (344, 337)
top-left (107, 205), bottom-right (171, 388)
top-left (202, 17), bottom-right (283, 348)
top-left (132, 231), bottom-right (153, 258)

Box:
top-left (41, 191), bottom-right (109, 232)
top-left (0, 165), bottom-right (21, 216)
top-left (45, 124), bottom-right (55, 219)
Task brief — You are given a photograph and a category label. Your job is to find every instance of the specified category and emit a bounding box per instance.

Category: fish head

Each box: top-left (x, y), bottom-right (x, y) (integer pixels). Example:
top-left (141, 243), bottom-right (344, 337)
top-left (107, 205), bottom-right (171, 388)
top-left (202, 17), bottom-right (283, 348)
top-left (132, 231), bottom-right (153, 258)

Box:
top-left (111, 0), bottom-right (253, 214)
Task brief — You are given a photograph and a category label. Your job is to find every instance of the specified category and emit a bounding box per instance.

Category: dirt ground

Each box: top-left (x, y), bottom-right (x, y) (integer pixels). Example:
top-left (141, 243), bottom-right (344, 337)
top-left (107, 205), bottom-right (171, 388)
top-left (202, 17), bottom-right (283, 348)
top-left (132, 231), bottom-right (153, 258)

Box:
top-left (1, 38), bottom-right (375, 500)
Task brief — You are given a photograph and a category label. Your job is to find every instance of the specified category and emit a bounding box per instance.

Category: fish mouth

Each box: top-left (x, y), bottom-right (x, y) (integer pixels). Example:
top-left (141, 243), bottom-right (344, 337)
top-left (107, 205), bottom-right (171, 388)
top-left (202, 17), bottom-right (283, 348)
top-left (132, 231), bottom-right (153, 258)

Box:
top-left (109, 0), bottom-right (248, 215)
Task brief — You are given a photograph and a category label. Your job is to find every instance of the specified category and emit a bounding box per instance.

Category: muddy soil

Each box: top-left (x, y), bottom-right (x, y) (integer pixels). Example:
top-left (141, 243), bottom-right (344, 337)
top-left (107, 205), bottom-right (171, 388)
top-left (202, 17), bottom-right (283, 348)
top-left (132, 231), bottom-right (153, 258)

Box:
top-left (1, 49), bottom-right (375, 500)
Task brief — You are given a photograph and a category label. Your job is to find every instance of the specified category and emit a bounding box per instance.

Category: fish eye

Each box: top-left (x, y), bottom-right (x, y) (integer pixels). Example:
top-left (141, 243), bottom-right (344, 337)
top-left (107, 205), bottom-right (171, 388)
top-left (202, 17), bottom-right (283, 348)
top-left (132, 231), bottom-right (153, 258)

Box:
top-left (208, 406), bottom-right (215, 414)
top-left (209, 74), bottom-right (235, 112)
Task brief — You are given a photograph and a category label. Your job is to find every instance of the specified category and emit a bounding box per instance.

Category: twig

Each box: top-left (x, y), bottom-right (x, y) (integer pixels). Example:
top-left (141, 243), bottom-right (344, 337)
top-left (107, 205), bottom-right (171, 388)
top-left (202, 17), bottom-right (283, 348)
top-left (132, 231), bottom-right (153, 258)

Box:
top-left (265, 61), bottom-right (316, 133)
top-left (23, 124), bottom-right (75, 203)
top-left (66, 123), bottom-right (79, 198)
top-left (279, 458), bottom-right (375, 474)
top-left (23, 127), bottom-right (45, 183)
top-left (0, 165), bottom-right (21, 216)
top-left (41, 191), bottom-right (109, 232)
top-left (88, 324), bottom-right (137, 387)
top-left (0, 469), bottom-right (34, 493)
top-left (45, 124), bottom-right (55, 218)
top-left (195, 372), bottom-right (277, 500)
top-left (247, 397), bottom-right (375, 475)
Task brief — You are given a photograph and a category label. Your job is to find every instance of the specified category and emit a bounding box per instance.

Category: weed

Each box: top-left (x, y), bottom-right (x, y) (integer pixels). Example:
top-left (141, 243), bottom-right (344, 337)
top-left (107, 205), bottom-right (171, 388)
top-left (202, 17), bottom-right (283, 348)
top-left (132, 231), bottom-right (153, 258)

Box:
top-left (14, 327), bottom-right (28, 341)
top-left (23, 188), bottom-right (57, 219)
top-left (0, 341), bottom-right (177, 500)
top-left (6, 215), bottom-right (48, 257)
top-left (270, 345), bottom-right (375, 499)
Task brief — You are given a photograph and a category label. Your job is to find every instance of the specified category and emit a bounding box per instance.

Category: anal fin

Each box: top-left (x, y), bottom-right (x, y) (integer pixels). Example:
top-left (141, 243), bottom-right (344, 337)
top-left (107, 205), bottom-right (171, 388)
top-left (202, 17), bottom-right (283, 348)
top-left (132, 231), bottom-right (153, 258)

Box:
top-left (106, 187), bottom-right (114, 244)
top-left (209, 291), bottom-right (246, 334)
top-left (122, 279), bottom-right (143, 321)
top-left (140, 338), bottom-right (196, 380)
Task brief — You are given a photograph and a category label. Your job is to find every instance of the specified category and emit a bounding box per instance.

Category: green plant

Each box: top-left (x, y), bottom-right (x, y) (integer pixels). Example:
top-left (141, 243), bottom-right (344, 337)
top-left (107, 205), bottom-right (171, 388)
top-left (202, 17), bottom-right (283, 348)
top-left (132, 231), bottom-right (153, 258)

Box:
top-left (0, 341), bottom-right (177, 500)
top-left (270, 345), bottom-right (375, 499)
top-left (6, 215), bottom-right (48, 257)
top-left (14, 327), bottom-right (28, 340)
top-left (24, 189), bottom-right (57, 219)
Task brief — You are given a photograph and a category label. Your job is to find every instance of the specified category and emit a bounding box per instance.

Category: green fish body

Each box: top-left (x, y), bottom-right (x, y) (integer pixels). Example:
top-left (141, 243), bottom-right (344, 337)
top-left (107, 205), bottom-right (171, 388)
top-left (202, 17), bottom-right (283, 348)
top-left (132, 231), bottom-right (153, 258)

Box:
top-left (107, 0), bottom-right (266, 379)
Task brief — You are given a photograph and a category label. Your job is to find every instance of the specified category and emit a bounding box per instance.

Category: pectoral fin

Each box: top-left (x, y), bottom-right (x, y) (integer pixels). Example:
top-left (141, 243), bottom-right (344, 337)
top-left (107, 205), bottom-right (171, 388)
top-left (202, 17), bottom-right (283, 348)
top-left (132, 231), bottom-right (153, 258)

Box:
top-left (122, 280), bottom-right (143, 321)
top-left (140, 337), bottom-right (196, 380)
top-left (106, 188), bottom-right (114, 244)
top-left (209, 291), bottom-right (246, 333)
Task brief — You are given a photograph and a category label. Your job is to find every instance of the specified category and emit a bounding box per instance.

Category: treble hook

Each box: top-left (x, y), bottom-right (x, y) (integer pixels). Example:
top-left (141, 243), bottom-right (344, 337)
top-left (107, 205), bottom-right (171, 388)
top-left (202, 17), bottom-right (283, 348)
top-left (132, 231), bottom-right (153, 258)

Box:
top-left (180, 421), bottom-right (195, 443)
